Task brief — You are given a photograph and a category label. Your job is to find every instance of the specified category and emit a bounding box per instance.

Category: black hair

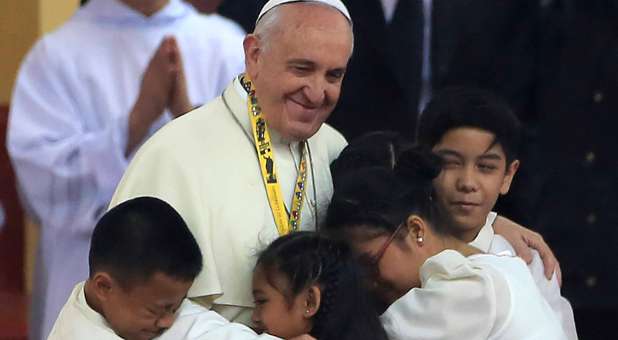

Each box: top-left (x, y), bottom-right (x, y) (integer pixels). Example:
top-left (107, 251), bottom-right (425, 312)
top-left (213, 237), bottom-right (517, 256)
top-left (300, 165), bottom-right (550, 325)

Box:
top-left (89, 197), bottom-right (202, 290)
top-left (256, 231), bottom-right (388, 340)
top-left (325, 146), bottom-right (450, 238)
top-left (417, 87), bottom-right (522, 164)
top-left (330, 131), bottom-right (414, 188)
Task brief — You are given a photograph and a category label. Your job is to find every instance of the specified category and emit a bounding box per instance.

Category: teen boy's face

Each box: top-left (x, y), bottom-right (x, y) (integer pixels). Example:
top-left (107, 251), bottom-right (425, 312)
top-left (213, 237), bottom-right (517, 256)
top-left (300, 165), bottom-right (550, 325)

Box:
top-left (103, 272), bottom-right (191, 340)
top-left (432, 127), bottom-right (518, 242)
top-left (251, 266), bottom-right (311, 339)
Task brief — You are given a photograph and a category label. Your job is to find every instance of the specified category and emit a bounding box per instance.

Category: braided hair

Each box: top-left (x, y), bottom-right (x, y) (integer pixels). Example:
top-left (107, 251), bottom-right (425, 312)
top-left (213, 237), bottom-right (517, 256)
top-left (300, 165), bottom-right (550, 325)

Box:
top-left (256, 231), bottom-right (388, 340)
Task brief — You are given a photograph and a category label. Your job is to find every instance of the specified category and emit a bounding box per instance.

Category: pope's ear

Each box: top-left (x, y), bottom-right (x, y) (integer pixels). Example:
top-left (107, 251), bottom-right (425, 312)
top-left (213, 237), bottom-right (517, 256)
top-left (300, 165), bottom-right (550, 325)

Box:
top-left (243, 34), bottom-right (261, 79)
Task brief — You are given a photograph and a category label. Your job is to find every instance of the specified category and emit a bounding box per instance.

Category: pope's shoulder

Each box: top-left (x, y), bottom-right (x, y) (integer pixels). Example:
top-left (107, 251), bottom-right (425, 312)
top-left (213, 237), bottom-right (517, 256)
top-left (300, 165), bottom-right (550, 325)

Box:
top-left (311, 122), bottom-right (348, 163)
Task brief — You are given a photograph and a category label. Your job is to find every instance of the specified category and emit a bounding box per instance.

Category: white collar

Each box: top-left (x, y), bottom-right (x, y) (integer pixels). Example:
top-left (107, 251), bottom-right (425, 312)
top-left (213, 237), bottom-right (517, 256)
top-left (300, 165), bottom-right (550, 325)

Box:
top-left (76, 282), bottom-right (115, 333)
top-left (468, 211), bottom-right (498, 252)
top-left (84, 0), bottom-right (192, 25)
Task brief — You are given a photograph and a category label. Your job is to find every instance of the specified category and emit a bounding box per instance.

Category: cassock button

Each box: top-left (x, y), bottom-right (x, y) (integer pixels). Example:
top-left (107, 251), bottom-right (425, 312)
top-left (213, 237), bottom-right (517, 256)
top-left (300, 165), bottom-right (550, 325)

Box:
top-left (593, 91), bottom-right (604, 103)
top-left (585, 152), bottom-right (596, 164)
top-left (585, 276), bottom-right (598, 288)
top-left (586, 213), bottom-right (597, 225)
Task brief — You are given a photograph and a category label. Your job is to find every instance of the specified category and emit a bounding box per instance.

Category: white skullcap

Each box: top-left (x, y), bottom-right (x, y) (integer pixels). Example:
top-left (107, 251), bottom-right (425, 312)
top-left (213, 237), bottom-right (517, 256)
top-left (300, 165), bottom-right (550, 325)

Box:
top-left (256, 0), bottom-right (352, 24)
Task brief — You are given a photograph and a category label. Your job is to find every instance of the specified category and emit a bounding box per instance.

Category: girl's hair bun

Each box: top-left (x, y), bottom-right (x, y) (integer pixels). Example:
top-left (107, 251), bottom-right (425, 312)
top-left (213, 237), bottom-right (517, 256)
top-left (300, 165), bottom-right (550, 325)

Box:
top-left (394, 145), bottom-right (442, 184)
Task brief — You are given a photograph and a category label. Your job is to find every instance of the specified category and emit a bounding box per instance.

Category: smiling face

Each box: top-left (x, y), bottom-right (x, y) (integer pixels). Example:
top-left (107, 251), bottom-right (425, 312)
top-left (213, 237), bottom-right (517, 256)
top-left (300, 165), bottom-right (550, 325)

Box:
top-left (98, 272), bottom-right (191, 340)
top-left (431, 127), bottom-right (519, 241)
top-left (251, 266), bottom-right (313, 339)
top-left (244, 4), bottom-right (353, 141)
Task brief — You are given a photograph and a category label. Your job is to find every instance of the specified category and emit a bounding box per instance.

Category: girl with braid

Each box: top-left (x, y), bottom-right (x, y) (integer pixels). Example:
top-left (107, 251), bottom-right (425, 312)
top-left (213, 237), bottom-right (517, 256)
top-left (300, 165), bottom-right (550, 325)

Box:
top-left (250, 232), bottom-right (388, 340)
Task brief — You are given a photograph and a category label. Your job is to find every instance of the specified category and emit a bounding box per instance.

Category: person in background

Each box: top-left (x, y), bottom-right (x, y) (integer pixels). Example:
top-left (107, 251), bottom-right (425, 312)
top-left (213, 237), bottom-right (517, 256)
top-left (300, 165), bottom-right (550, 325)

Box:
top-left (507, 0), bottom-right (618, 337)
top-left (6, 1), bottom-right (245, 338)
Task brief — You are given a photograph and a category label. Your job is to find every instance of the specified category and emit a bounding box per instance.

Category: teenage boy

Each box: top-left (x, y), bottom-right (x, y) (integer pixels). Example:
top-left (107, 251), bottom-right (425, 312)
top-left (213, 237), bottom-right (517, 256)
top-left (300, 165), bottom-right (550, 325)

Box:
top-left (47, 196), bottom-right (287, 340)
top-left (417, 87), bottom-right (577, 339)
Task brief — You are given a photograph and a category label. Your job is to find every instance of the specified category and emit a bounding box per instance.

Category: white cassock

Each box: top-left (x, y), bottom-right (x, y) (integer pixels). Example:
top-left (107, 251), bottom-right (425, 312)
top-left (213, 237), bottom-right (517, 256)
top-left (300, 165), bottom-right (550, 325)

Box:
top-left (470, 213), bottom-right (577, 339)
top-left (47, 282), bottom-right (281, 340)
top-left (380, 250), bottom-right (568, 340)
top-left (6, 0), bottom-right (245, 338)
top-left (109, 77), bottom-right (347, 324)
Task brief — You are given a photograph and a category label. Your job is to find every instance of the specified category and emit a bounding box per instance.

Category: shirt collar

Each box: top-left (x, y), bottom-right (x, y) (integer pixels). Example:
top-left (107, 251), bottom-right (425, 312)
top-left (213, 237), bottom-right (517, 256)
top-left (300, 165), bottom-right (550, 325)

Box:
top-left (84, 0), bottom-right (192, 25)
top-left (468, 211), bottom-right (498, 252)
top-left (76, 282), bottom-right (115, 333)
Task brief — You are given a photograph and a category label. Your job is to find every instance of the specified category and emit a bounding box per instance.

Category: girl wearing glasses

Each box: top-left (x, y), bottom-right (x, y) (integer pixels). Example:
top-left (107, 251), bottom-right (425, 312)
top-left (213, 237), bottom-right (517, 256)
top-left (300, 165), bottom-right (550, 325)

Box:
top-left (324, 147), bottom-right (566, 339)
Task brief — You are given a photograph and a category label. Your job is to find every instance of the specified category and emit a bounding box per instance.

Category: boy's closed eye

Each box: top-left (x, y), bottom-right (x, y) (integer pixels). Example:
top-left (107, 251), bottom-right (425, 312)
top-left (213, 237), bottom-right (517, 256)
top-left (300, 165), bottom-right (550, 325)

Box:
top-left (477, 162), bottom-right (498, 172)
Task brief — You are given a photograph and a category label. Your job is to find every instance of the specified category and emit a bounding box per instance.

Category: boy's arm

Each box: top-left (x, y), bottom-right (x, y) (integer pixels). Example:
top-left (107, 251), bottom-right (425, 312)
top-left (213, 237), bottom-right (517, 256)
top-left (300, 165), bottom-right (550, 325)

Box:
top-left (493, 215), bottom-right (561, 283)
top-left (157, 300), bottom-right (282, 340)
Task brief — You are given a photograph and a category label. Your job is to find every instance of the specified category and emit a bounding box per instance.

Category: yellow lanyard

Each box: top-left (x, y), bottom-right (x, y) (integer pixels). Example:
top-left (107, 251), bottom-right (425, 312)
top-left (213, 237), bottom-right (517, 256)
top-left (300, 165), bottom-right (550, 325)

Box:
top-left (242, 75), bottom-right (308, 235)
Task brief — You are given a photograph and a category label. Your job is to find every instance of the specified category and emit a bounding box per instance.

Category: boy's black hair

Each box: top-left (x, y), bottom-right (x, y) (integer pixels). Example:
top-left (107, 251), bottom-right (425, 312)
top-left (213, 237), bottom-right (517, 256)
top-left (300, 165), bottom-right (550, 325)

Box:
top-left (89, 197), bottom-right (202, 290)
top-left (256, 231), bottom-right (388, 340)
top-left (326, 145), bottom-right (451, 239)
top-left (416, 87), bottom-right (522, 164)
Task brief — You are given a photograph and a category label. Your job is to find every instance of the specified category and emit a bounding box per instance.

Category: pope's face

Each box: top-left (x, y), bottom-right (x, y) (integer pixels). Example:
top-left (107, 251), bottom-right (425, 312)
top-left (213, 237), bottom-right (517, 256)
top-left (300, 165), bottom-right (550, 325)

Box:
top-left (245, 4), bottom-right (353, 141)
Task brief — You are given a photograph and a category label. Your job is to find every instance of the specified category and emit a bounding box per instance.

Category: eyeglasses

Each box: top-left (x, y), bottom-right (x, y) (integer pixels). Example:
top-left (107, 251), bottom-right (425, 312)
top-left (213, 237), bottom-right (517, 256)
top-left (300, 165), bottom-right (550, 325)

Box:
top-left (358, 222), bottom-right (405, 279)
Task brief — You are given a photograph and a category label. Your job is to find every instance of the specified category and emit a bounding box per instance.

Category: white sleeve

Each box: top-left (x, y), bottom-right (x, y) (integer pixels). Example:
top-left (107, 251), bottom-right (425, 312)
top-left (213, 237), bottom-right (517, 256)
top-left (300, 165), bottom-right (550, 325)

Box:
top-left (380, 255), bottom-right (498, 340)
top-left (528, 251), bottom-right (578, 340)
top-left (7, 39), bottom-right (128, 234)
top-left (158, 300), bottom-right (281, 340)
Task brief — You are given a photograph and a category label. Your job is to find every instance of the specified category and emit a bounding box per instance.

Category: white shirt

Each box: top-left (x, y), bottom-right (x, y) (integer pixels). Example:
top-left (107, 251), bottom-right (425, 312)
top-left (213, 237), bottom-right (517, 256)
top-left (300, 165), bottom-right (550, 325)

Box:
top-left (109, 77), bottom-right (347, 324)
top-left (47, 282), bottom-right (280, 340)
top-left (7, 1), bottom-right (245, 339)
top-left (470, 213), bottom-right (578, 340)
top-left (381, 250), bottom-right (567, 340)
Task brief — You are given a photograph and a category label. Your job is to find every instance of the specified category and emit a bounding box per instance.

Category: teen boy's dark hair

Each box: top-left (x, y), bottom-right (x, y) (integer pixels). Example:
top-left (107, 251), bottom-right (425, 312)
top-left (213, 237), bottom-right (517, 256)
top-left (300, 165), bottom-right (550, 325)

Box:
top-left (417, 87), bottom-right (522, 163)
top-left (89, 197), bottom-right (202, 289)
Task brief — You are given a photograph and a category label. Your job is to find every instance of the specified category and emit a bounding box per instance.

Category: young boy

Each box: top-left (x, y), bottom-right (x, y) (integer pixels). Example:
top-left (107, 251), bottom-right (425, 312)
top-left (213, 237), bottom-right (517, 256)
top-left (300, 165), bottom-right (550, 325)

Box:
top-left (47, 196), bottom-right (286, 340)
top-left (416, 87), bottom-right (577, 339)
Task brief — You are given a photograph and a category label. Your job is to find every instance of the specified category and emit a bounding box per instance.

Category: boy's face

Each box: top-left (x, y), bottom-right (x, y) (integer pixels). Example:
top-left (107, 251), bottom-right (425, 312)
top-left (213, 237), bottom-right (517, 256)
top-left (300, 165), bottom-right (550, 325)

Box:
top-left (101, 272), bottom-right (192, 340)
top-left (431, 127), bottom-right (519, 242)
top-left (251, 266), bottom-right (312, 338)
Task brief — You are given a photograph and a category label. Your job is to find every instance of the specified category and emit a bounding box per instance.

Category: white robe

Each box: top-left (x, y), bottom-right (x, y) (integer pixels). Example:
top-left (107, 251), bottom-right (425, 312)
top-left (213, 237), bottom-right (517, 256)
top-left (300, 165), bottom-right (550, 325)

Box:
top-left (380, 250), bottom-right (567, 340)
top-left (47, 282), bottom-right (280, 340)
top-left (470, 213), bottom-right (577, 339)
top-left (6, 1), bottom-right (245, 338)
top-left (109, 77), bottom-right (347, 324)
